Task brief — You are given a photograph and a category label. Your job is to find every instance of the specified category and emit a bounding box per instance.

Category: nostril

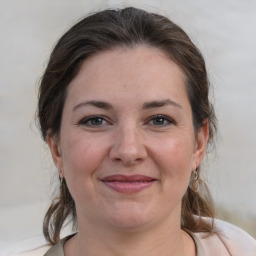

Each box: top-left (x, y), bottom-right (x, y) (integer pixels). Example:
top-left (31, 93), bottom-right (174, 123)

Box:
top-left (112, 155), bottom-right (145, 166)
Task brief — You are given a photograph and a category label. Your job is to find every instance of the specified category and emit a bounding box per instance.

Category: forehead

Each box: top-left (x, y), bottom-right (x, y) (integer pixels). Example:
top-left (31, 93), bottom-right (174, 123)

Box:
top-left (65, 46), bottom-right (188, 107)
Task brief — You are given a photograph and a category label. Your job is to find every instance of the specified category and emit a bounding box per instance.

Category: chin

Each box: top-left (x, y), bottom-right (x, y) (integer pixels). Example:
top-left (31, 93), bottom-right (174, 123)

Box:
top-left (107, 216), bottom-right (152, 232)
top-left (102, 203), bottom-right (155, 231)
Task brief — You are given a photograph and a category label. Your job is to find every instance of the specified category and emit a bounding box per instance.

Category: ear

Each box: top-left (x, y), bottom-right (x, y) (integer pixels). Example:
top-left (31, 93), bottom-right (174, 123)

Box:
top-left (192, 121), bottom-right (209, 170)
top-left (46, 131), bottom-right (64, 176)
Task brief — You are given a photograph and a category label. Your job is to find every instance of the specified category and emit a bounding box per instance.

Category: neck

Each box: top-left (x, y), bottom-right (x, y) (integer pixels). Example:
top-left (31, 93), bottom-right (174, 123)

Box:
top-left (65, 212), bottom-right (194, 256)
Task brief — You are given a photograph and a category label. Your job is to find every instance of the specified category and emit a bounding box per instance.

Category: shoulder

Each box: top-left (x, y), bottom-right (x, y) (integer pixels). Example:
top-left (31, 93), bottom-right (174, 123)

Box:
top-left (194, 218), bottom-right (256, 256)
top-left (214, 219), bottom-right (256, 254)
top-left (14, 246), bottom-right (50, 256)
top-left (8, 233), bottom-right (75, 256)
top-left (7, 245), bottom-right (50, 256)
top-left (6, 235), bottom-right (50, 256)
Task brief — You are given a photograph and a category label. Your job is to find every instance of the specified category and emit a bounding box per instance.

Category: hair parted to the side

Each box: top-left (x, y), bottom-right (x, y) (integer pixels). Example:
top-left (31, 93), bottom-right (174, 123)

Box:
top-left (37, 7), bottom-right (217, 245)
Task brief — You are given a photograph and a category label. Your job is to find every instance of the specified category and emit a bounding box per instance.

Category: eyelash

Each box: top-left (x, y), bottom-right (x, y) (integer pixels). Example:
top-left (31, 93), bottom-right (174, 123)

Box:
top-left (78, 115), bottom-right (110, 127)
top-left (78, 114), bottom-right (175, 128)
top-left (147, 115), bottom-right (176, 127)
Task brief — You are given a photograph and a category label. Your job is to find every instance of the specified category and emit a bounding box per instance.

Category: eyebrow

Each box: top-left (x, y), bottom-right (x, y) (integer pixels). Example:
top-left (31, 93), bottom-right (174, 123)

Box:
top-left (142, 99), bottom-right (182, 109)
top-left (73, 98), bottom-right (182, 112)
top-left (73, 100), bottom-right (113, 112)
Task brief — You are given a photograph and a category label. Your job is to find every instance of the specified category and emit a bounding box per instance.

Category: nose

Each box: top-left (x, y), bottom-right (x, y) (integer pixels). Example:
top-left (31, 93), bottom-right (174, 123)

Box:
top-left (109, 125), bottom-right (147, 166)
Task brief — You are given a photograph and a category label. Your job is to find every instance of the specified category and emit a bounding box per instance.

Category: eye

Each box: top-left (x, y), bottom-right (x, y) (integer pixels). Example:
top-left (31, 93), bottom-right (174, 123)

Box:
top-left (78, 115), bottom-right (109, 127)
top-left (148, 115), bottom-right (175, 126)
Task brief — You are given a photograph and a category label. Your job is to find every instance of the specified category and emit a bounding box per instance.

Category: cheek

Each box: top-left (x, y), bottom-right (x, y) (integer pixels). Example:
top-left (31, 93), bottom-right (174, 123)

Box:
top-left (60, 134), bottom-right (110, 208)
top-left (61, 134), bottom-right (107, 184)
top-left (146, 135), bottom-right (195, 213)
top-left (152, 135), bottom-right (195, 181)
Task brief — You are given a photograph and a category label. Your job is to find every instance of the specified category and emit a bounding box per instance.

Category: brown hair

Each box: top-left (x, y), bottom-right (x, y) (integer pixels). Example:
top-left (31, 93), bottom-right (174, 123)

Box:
top-left (38, 7), bottom-right (217, 245)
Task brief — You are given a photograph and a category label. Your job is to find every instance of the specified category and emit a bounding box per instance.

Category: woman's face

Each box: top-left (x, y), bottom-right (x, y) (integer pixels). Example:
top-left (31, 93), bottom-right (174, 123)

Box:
top-left (48, 46), bottom-right (208, 231)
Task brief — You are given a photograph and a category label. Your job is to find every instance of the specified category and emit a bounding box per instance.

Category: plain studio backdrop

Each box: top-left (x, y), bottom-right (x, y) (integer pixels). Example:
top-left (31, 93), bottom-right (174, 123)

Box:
top-left (0, 0), bottom-right (255, 255)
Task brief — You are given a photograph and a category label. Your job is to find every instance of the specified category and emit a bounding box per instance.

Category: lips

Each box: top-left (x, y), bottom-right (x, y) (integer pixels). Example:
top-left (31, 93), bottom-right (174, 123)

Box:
top-left (100, 175), bottom-right (156, 194)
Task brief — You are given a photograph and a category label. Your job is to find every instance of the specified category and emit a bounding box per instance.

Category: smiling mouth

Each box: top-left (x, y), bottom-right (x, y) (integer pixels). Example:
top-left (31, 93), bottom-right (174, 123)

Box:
top-left (100, 175), bottom-right (156, 193)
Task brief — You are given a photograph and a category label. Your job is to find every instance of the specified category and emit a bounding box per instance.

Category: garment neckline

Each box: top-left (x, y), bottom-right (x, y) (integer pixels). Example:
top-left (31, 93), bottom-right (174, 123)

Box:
top-left (186, 231), bottom-right (206, 256)
top-left (45, 231), bottom-right (205, 256)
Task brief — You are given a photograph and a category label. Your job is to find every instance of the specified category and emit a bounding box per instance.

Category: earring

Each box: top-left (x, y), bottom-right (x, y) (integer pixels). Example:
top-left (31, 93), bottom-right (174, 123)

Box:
top-left (59, 176), bottom-right (63, 184)
top-left (190, 170), bottom-right (199, 192)
top-left (58, 169), bottom-right (64, 185)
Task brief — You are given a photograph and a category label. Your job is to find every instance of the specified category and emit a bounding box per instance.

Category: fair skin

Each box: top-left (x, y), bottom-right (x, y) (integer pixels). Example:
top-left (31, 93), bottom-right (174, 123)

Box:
top-left (48, 46), bottom-right (208, 256)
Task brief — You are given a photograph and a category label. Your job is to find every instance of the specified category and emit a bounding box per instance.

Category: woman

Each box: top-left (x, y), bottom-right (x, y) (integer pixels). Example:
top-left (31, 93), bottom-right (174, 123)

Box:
top-left (36, 7), bottom-right (255, 256)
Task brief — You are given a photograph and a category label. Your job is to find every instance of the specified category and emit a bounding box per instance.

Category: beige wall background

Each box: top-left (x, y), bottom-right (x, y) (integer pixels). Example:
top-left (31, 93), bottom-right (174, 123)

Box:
top-left (0, 0), bottom-right (255, 254)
